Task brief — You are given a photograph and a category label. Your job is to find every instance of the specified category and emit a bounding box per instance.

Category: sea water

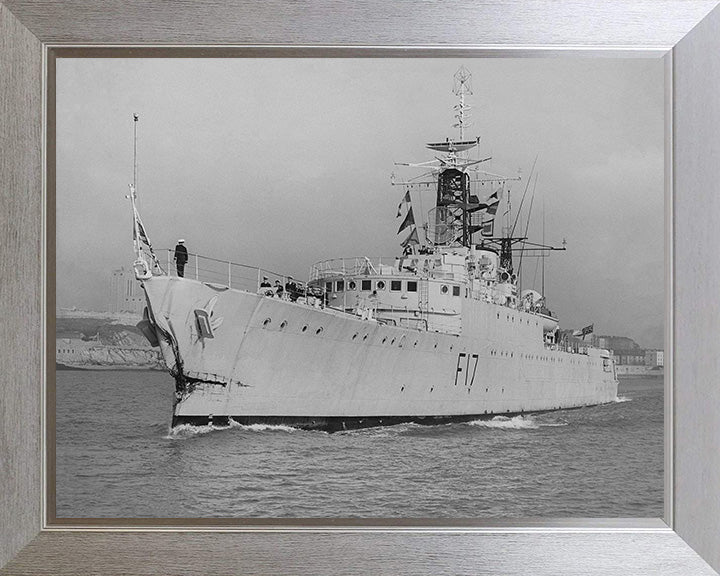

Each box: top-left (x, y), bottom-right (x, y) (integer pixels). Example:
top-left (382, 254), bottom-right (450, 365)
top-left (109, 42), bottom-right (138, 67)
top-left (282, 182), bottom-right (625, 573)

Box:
top-left (55, 371), bottom-right (663, 518)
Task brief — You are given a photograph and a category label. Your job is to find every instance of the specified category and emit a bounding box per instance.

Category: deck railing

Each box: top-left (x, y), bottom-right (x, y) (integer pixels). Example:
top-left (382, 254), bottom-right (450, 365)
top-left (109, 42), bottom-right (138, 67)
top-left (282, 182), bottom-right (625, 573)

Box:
top-left (153, 248), bottom-right (300, 294)
top-left (309, 256), bottom-right (400, 281)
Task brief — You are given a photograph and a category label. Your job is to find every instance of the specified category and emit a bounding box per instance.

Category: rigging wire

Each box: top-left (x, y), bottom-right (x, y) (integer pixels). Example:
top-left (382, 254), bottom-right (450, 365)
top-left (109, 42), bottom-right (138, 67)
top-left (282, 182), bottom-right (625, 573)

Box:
top-left (516, 172), bottom-right (539, 283)
top-left (510, 154), bottom-right (538, 237)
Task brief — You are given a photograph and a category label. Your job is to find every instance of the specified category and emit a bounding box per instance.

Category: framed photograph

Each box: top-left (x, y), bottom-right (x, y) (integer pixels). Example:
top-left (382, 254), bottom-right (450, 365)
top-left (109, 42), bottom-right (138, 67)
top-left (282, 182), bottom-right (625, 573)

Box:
top-left (2, 2), bottom-right (720, 574)
top-left (51, 55), bottom-right (665, 523)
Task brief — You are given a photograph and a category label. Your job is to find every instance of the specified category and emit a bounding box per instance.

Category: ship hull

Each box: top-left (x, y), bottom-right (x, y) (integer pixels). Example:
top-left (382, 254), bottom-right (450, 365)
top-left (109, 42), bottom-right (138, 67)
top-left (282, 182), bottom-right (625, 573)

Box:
top-left (141, 276), bottom-right (618, 430)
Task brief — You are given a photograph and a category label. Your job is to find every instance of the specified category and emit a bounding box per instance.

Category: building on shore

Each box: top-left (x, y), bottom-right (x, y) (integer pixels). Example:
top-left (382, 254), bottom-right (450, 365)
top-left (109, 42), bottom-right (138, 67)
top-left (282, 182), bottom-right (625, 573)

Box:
top-left (593, 334), bottom-right (663, 378)
top-left (109, 267), bottom-right (145, 315)
top-left (645, 349), bottom-right (664, 368)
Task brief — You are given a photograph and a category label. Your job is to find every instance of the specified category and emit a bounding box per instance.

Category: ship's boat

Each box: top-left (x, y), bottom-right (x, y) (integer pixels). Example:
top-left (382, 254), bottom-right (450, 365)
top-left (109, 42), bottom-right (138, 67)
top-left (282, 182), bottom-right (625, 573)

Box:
top-left (130, 67), bottom-right (618, 431)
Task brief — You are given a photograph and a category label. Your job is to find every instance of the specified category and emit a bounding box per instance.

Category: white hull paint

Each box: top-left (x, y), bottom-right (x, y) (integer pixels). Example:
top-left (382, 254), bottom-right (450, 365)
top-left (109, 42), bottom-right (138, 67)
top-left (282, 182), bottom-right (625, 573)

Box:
top-left (141, 276), bottom-right (618, 428)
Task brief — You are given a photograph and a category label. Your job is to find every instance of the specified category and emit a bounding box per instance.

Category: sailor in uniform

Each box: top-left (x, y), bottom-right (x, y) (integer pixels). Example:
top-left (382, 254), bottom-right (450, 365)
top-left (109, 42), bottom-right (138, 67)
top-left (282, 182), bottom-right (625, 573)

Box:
top-left (174, 239), bottom-right (188, 277)
top-left (259, 276), bottom-right (272, 296)
top-left (274, 280), bottom-right (284, 298)
top-left (285, 276), bottom-right (298, 301)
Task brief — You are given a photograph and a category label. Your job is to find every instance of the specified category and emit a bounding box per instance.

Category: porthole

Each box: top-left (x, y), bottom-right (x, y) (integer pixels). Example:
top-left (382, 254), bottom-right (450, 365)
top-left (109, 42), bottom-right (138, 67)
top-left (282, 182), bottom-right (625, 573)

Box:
top-left (434, 343), bottom-right (438, 349)
top-left (377, 280), bottom-right (386, 290)
top-left (279, 320), bottom-right (287, 329)
top-left (430, 387), bottom-right (434, 393)
top-left (414, 341), bottom-right (418, 347)
top-left (262, 318), bottom-right (271, 327)
top-left (352, 333), bottom-right (358, 340)
top-left (400, 386), bottom-right (405, 392)
top-left (301, 325), bottom-right (308, 332)
top-left (391, 338), bottom-right (395, 345)
top-left (382, 337), bottom-right (387, 344)
top-left (316, 327), bottom-right (324, 335)
top-left (449, 345), bottom-right (453, 351)
top-left (363, 334), bottom-right (368, 341)
top-left (441, 285), bottom-right (449, 294)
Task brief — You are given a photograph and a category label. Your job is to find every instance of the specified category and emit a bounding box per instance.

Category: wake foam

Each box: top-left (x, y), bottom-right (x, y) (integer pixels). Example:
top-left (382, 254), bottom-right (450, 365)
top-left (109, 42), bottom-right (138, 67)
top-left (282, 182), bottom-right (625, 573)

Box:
top-left (231, 421), bottom-right (299, 433)
top-left (467, 415), bottom-right (567, 430)
top-left (163, 423), bottom-right (225, 439)
top-left (614, 396), bottom-right (632, 403)
top-left (163, 419), bottom-right (300, 439)
top-left (337, 422), bottom-right (422, 437)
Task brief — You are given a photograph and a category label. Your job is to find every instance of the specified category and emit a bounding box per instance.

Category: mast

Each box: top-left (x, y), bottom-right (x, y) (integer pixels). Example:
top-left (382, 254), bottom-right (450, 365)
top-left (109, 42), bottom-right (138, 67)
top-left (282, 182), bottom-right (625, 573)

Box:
top-left (391, 67), bottom-right (520, 250)
top-left (453, 66), bottom-right (472, 247)
top-left (542, 189), bottom-right (546, 296)
top-left (453, 66), bottom-right (472, 143)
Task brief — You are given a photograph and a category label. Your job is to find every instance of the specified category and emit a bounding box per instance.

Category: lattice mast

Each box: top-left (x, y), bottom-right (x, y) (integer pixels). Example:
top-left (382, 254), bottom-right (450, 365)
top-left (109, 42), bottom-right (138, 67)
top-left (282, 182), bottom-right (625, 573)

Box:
top-left (392, 67), bottom-right (520, 250)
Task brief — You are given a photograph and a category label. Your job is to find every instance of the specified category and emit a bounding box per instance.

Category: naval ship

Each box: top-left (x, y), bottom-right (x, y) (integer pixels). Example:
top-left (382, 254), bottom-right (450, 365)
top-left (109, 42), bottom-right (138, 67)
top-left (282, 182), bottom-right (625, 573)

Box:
top-left (132, 67), bottom-right (618, 431)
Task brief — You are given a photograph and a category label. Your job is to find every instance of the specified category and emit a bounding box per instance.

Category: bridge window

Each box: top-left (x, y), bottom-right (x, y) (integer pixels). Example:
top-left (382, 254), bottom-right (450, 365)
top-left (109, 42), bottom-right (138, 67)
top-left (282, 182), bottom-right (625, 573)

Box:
top-left (325, 282), bottom-right (332, 293)
top-left (391, 280), bottom-right (402, 291)
top-left (407, 281), bottom-right (418, 292)
top-left (336, 280), bottom-right (344, 292)
top-left (361, 280), bottom-right (372, 291)
top-left (452, 286), bottom-right (460, 296)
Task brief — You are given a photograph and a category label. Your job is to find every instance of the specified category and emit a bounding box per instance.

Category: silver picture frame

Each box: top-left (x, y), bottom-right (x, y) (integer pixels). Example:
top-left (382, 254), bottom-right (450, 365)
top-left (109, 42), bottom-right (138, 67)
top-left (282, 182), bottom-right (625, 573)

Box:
top-left (2, 1), bottom-right (720, 574)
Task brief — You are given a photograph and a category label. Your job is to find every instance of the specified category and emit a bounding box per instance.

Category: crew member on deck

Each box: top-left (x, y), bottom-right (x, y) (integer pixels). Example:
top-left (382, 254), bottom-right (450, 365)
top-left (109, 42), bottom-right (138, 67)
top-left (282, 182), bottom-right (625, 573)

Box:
top-left (174, 239), bottom-right (188, 277)
top-left (286, 276), bottom-right (298, 301)
top-left (274, 280), bottom-right (284, 298)
top-left (259, 276), bottom-right (272, 296)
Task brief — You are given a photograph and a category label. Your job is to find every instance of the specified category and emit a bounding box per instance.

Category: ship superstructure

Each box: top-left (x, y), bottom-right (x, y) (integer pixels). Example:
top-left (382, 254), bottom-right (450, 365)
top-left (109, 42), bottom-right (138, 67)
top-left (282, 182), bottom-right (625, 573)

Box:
top-left (131, 68), bottom-right (618, 431)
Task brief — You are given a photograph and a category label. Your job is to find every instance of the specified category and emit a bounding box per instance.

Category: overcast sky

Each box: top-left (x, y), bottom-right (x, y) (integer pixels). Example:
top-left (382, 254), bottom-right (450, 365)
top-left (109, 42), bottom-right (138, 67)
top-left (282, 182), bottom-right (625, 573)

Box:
top-left (56, 58), bottom-right (664, 348)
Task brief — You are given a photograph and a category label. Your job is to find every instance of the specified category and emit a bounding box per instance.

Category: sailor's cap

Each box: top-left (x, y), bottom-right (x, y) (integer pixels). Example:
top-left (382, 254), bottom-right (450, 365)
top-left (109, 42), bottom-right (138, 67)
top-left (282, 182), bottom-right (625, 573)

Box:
top-left (263, 276), bottom-right (268, 280)
top-left (178, 239), bottom-right (185, 243)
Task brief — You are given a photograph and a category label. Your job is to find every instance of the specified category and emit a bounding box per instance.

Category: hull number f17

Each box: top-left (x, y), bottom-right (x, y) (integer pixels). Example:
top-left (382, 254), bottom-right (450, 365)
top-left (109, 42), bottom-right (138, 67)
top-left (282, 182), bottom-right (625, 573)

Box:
top-left (455, 352), bottom-right (479, 388)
